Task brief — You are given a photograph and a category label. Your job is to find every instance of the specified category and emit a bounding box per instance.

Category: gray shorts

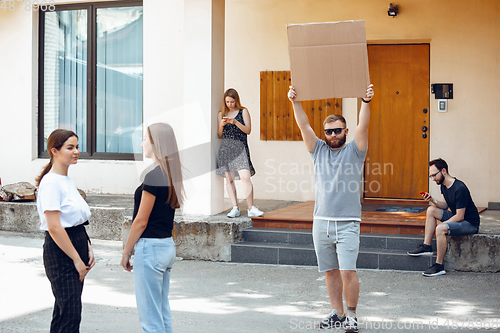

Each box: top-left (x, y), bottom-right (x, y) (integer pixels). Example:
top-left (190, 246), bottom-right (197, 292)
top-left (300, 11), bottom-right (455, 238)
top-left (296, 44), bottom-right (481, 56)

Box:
top-left (312, 219), bottom-right (360, 272)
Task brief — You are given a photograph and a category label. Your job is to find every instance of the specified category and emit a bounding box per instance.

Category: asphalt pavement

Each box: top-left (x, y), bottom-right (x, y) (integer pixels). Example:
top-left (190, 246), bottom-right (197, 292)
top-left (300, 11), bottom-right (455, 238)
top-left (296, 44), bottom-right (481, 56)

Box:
top-left (0, 231), bottom-right (499, 333)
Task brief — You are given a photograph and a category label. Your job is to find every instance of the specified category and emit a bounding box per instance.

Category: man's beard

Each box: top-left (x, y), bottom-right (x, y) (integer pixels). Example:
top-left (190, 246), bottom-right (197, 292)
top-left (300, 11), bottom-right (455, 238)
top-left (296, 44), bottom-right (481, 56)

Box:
top-left (326, 134), bottom-right (347, 149)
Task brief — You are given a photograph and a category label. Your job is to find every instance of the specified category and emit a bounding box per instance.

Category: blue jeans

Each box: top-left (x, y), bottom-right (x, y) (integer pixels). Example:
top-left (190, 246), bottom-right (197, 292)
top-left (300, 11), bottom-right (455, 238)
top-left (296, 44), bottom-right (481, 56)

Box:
top-left (440, 210), bottom-right (479, 236)
top-left (134, 238), bottom-right (176, 333)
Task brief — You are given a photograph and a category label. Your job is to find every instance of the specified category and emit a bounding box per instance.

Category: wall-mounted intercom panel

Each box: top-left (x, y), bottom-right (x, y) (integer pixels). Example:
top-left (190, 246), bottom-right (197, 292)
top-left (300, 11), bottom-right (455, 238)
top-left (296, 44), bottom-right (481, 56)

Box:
top-left (431, 83), bottom-right (453, 99)
top-left (432, 83), bottom-right (452, 113)
top-left (438, 99), bottom-right (448, 112)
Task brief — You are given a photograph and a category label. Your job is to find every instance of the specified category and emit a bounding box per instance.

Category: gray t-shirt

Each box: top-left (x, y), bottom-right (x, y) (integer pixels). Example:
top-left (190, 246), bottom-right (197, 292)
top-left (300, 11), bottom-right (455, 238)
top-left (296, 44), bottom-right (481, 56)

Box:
top-left (310, 138), bottom-right (367, 221)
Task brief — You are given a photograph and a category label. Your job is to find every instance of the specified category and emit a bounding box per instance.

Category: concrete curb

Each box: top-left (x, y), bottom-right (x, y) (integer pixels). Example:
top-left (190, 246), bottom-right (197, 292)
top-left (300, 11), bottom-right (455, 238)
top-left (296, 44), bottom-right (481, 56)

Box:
top-left (0, 201), bottom-right (251, 262)
top-left (2, 200), bottom-right (499, 271)
top-left (448, 234), bottom-right (500, 272)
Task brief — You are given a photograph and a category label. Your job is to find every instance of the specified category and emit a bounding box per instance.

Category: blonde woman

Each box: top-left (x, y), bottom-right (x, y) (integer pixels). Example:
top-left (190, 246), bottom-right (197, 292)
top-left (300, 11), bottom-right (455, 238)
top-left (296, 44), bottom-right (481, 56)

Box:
top-left (216, 88), bottom-right (264, 218)
top-left (122, 123), bottom-right (184, 333)
top-left (36, 129), bottom-right (95, 333)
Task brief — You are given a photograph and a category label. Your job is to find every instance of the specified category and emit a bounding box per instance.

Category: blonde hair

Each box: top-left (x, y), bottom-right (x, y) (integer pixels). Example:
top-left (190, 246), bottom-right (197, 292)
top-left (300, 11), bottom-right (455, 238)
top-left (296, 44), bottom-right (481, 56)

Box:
top-left (147, 123), bottom-right (185, 209)
top-left (222, 88), bottom-right (246, 117)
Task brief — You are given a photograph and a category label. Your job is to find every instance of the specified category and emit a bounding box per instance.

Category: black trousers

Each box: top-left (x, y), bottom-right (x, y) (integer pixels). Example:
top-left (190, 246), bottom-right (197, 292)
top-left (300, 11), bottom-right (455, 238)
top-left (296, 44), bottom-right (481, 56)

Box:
top-left (43, 225), bottom-right (89, 333)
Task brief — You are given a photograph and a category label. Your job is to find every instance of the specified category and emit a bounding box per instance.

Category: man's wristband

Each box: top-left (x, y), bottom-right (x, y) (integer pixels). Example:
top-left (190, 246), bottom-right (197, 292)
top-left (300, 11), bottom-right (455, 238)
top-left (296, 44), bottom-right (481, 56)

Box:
top-left (361, 98), bottom-right (371, 103)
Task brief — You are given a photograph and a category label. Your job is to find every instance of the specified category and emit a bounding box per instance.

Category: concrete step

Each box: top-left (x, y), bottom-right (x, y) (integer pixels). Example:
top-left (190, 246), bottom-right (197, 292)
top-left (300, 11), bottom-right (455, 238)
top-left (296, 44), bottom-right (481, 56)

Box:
top-left (231, 241), bottom-right (317, 266)
top-left (240, 227), bottom-right (436, 250)
top-left (360, 233), bottom-right (437, 250)
top-left (241, 228), bottom-right (313, 245)
top-left (231, 241), bottom-right (437, 271)
top-left (231, 228), bottom-right (438, 271)
top-left (357, 248), bottom-right (437, 271)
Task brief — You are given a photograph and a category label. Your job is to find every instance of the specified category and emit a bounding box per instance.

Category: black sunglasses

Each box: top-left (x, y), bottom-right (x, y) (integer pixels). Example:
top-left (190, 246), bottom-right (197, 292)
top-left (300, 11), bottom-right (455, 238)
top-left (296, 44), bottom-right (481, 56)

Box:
top-left (324, 128), bottom-right (345, 136)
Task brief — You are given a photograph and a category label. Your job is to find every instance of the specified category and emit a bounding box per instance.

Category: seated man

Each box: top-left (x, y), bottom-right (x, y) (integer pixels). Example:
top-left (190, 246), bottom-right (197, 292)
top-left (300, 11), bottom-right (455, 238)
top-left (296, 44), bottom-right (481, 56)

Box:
top-left (407, 158), bottom-right (480, 277)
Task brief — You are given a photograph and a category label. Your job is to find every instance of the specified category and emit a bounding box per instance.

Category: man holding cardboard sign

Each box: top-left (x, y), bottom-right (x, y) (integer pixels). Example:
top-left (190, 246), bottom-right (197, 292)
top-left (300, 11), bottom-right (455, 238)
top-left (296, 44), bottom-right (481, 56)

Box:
top-left (287, 21), bottom-right (373, 332)
top-left (287, 20), bottom-right (372, 333)
top-left (288, 84), bottom-right (373, 332)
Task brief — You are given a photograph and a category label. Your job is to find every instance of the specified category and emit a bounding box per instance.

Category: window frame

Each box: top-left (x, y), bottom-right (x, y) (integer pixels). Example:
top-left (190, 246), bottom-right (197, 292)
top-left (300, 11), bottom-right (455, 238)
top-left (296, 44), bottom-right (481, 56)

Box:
top-left (38, 0), bottom-right (143, 161)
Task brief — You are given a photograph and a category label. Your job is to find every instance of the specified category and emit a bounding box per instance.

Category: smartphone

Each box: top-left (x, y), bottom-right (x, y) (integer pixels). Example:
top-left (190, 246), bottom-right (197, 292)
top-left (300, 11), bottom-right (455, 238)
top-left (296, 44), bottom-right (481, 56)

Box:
top-left (419, 191), bottom-right (429, 196)
top-left (222, 116), bottom-right (228, 119)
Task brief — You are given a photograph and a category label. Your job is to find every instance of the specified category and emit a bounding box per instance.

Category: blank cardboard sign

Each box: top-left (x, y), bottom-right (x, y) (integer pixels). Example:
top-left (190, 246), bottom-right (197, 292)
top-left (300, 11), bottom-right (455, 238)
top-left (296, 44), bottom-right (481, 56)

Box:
top-left (287, 20), bottom-right (370, 101)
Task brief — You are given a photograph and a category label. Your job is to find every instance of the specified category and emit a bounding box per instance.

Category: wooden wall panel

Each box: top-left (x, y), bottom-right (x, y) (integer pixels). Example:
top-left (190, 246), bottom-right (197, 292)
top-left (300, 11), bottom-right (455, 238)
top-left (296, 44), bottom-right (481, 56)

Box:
top-left (260, 71), bottom-right (342, 141)
top-left (260, 71), bottom-right (267, 140)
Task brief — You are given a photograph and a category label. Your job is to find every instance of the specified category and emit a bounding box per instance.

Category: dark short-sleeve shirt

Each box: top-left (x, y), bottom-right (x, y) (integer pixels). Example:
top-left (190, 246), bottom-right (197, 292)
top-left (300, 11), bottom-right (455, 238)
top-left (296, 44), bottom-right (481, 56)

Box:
top-left (133, 165), bottom-right (175, 238)
top-left (441, 178), bottom-right (480, 227)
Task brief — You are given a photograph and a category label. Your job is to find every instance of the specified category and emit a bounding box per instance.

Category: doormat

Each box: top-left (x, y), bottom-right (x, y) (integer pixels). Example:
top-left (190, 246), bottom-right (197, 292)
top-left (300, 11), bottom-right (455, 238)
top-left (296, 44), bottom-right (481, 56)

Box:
top-left (375, 207), bottom-right (426, 213)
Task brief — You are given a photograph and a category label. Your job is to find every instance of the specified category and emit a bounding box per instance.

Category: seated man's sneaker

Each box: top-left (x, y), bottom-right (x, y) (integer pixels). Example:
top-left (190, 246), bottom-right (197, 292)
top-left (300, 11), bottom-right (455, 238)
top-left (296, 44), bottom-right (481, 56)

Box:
top-left (423, 263), bottom-right (446, 277)
top-left (319, 309), bottom-right (345, 329)
top-left (227, 206), bottom-right (240, 218)
top-left (344, 313), bottom-right (358, 333)
top-left (247, 206), bottom-right (264, 217)
top-left (407, 243), bottom-right (433, 256)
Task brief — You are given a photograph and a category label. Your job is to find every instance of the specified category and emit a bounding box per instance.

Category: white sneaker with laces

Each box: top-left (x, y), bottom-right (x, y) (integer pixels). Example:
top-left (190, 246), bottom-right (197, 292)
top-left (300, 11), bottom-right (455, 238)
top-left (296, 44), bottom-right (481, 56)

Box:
top-left (247, 206), bottom-right (264, 217)
top-left (227, 206), bottom-right (240, 218)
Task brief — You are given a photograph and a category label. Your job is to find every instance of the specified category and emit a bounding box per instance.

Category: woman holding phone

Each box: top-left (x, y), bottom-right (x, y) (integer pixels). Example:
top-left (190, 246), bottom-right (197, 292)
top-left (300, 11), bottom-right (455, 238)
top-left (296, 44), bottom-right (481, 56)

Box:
top-left (216, 88), bottom-right (264, 218)
top-left (36, 129), bottom-right (94, 333)
top-left (122, 123), bottom-right (184, 333)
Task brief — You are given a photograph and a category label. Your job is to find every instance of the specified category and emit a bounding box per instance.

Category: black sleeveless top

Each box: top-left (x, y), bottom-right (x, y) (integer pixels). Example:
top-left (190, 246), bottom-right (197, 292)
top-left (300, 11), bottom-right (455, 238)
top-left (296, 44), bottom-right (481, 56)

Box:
top-left (216, 109), bottom-right (255, 179)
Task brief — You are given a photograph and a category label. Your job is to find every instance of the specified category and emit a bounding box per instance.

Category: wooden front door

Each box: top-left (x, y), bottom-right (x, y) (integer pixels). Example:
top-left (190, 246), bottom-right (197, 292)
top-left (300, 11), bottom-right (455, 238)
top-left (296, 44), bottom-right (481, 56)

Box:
top-left (364, 44), bottom-right (430, 200)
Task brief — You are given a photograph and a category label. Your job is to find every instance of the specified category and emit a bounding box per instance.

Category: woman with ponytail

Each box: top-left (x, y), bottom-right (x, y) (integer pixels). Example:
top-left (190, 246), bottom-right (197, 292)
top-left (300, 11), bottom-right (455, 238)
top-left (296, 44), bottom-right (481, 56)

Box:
top-left (122, 123), bottom-right (184, 333)
top-left (36, 129), bottom-right (95, 333)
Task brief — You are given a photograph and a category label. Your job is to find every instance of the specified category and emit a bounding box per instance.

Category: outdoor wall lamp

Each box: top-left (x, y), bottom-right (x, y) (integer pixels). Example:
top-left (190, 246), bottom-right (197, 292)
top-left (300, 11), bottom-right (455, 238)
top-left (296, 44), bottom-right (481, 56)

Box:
top-left (388, 3), bottom-right (399, 17)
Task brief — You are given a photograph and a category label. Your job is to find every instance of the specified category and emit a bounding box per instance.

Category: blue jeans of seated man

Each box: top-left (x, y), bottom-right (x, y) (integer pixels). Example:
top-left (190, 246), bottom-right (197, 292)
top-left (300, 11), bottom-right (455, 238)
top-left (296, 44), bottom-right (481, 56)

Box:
top-left (440, 210), bottom-right (479, 236)
top-left (134, 237), bottom-right (176, 333)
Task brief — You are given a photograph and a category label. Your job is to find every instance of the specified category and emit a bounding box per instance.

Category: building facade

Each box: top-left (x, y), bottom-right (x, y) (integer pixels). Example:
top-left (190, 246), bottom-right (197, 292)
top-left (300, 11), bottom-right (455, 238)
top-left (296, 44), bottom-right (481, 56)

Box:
top-left (0, 0), bottom-right (499, 214)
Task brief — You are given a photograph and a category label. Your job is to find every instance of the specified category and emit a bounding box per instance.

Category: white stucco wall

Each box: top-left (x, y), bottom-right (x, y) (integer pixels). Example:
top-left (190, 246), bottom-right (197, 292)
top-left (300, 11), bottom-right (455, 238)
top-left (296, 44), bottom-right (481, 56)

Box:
top-left (1, 0), bottom-right (499, 211)
top-left (0, 8), bottom-right (143, 194)
top-left (0, 0), bottom-right (226, 215)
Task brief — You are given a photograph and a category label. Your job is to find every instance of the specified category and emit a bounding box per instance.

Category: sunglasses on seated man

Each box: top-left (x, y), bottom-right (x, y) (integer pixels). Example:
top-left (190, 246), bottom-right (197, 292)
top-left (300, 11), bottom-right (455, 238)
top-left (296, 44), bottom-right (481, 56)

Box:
top-left (324, 128), bottom-right (345, 136)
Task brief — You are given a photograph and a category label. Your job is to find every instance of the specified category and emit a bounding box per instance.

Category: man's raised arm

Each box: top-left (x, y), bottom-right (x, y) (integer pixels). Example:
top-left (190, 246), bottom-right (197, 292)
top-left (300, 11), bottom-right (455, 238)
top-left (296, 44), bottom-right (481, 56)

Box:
top-left (354, 84), bottom-right (374, 152)
top-left (288, 86), bottom-right (317, 152)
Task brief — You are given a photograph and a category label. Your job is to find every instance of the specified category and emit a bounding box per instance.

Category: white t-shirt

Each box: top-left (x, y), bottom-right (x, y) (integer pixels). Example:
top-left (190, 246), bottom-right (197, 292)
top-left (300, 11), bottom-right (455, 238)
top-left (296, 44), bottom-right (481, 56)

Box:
top-left (37, 173), bottom-right (91, 231)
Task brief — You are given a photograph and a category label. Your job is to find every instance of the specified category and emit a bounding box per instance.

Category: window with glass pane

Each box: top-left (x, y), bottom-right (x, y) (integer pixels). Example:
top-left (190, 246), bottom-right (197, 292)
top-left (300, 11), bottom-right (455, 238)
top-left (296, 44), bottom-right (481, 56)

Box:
top-left (43, 10), bottom-right (88, 152)
top-left (96, 7), bottom-right (143, 154)
top-left (40, 3), bottom-right (143, 159)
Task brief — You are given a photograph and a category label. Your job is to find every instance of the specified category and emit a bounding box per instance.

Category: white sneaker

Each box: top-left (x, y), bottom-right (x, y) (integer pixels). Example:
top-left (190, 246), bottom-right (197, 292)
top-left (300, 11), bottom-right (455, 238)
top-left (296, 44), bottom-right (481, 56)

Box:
top-left (247, 206), bottom-right (264, 217)
top-left (227, 206), bottom-right (240, 218)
